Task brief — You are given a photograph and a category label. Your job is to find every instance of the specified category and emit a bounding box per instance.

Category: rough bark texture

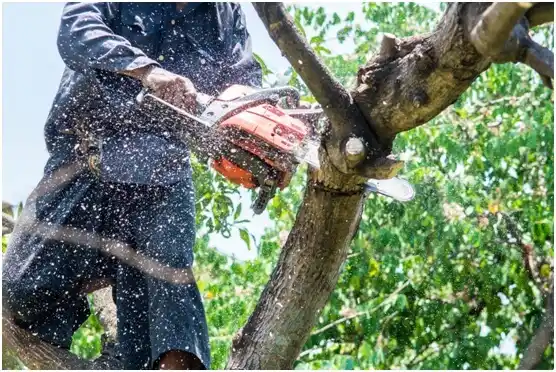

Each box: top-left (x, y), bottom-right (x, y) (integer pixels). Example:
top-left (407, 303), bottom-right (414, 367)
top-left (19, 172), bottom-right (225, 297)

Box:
top-left (2, 309), bottom-right (120, 370)
top-left (226, 182), bottom-right (366, 369)
top-left (353, 3), bottom-right (493, 140)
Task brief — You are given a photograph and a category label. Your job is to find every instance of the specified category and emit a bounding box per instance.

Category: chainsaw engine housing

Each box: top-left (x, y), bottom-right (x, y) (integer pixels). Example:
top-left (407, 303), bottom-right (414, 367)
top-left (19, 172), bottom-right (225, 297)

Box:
top-left (208, 86), bottom-right (310, 192)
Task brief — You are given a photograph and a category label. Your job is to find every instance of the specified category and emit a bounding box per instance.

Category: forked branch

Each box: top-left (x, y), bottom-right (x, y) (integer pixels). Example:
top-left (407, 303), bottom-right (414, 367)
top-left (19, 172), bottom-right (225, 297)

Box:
top-left (253, 3), bottom-right (402, 182)
top-left (470, 2), bottom-right (554, 87)
top-left (470, 2), bottom-right (533, 58)
top-left (526, 3), bottom-right (555, 28)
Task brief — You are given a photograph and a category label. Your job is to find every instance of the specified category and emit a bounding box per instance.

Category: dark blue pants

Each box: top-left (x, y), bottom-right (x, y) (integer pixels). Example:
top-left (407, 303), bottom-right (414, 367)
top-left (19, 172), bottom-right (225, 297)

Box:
top-left (2, 163), bottom-right (210, 369)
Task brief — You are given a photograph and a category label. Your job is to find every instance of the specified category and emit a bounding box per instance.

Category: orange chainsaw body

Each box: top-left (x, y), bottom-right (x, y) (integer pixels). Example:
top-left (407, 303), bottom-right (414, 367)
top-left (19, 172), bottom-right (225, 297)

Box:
top-left (209, 85), bottom-right (309, 190)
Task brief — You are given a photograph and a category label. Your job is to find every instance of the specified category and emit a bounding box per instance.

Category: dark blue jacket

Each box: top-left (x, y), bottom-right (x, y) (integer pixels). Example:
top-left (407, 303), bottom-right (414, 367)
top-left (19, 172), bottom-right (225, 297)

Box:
top-left (45, 2), bottom-right (262, 186)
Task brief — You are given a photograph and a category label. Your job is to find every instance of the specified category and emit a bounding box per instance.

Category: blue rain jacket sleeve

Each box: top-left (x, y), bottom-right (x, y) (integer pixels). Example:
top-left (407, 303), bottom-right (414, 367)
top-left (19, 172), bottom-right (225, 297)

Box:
top-left (57, 2), bottom-right (160, 74)
top-left (45, 2), bottom-right (262, 187)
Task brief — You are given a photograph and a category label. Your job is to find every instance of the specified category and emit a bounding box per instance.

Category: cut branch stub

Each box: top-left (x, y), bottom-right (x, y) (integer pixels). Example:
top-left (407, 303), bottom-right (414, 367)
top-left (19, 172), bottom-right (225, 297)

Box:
top-left (344, 137), bottom-right (366, 167)
top-left (379, 33), bottom-right (398, 60)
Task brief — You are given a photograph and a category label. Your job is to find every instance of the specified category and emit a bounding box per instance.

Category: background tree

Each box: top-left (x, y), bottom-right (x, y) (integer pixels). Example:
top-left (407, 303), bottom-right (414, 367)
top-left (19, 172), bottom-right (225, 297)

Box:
top-left (2, 2), bottom-right (553, 370)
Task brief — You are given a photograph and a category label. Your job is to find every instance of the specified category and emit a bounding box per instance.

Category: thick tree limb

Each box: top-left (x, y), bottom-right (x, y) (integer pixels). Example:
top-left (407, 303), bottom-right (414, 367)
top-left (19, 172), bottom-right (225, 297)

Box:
top-left (2, 309), bottom-right (121, 370)
top-left (518, 286), bottom-right (554, 370)
top-left (354, 3), bottom-right (493, 138)
top-left (253, 2), bottom-right (401, 182)
top-left (470, 2), bottom-right (533, 58)
top-left (526, 3), bottom-right (555, 28)
top-left (226, 185), bottom-right (367, 369)
top-left (470, 2), bottom-right (553, 86)
top-left (354, 3), bottom-right (553, 139)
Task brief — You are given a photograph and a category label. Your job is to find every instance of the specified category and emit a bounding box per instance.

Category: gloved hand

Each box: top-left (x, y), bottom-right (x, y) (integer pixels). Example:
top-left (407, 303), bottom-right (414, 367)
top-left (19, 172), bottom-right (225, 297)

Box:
top-left (123, 65), bottom-right (197, 112)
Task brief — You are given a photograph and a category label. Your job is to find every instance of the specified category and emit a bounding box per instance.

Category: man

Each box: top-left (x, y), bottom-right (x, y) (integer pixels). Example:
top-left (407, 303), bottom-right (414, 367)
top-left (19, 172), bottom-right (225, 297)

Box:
top-left (2, 2), bottom-right (261, 370)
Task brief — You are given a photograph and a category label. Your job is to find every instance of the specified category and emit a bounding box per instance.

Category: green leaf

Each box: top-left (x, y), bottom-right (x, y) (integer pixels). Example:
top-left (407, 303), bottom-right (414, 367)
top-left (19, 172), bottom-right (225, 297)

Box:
top-left (253, 52), bottom-right (272, 77)
top-left (293, 15), bottom-right (306, 38)
top-left (395, 294), bottom-right (408, 311)
top-left (310, 35), bottom-right (324, 46)
top-left (239, 228), bottom-right (251, 250)
top-left (234, 203), bottom-right (242, 221)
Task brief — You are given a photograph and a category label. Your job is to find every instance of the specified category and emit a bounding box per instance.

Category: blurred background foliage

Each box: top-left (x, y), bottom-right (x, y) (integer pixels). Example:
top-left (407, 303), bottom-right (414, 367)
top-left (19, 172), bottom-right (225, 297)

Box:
top-left (2, 2), bottom-right (553, 370)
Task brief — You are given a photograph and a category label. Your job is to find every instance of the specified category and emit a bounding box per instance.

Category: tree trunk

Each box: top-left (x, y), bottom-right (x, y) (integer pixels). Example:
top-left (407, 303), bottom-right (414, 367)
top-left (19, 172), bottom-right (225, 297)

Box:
top-left (227, 171), bottom-right (366, 368)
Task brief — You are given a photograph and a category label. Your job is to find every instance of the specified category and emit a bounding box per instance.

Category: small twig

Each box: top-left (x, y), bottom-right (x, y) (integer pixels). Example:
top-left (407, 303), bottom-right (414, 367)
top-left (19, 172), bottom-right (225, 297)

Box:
top-left (346, 252), bottom-right (362, 260)
top-left (310, 281), bottom-right (409, 336)
top-left (210, 335), bottom-right (234, 341)
top-left (470, 2), bottom-right (533, 58)
top-left (499, 212), bottom-right (546, 292)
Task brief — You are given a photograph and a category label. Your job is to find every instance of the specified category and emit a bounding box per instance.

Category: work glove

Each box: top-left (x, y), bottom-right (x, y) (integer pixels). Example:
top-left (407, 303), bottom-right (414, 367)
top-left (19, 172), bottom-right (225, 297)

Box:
top-left (122, 65), bottom-right (197, 112)
top-left (141, 67), bottom-right (197, 112)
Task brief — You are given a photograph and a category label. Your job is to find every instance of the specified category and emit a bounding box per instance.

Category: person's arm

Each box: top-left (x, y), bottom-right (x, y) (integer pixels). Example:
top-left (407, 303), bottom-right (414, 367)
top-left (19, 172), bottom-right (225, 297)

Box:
top-left (228, 4), bottom-right (263, 88)
top-left (57, 2), bottom-right (158, 78)
top-left (58, 2), bottom-right (197, 110)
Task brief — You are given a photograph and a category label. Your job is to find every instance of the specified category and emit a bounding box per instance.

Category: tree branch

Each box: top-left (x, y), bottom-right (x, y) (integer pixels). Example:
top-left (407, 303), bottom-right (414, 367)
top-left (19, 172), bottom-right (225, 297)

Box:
top-left (518, 286), bottom-right (554, 370)
top-left (353, 3), bottom-right (553, 140)
top-left (470, 2), bottom-right (533, 58)
top-left (2, 309), bottom-right (121, 370)
top-left (470, 2), bottom-right (553, 87)
top-left (526, 3), bottom-right (554, 28)
top-left (500, 212), bottom-right (547, 293)
top-left (310, 281), bottom-right (409, 337)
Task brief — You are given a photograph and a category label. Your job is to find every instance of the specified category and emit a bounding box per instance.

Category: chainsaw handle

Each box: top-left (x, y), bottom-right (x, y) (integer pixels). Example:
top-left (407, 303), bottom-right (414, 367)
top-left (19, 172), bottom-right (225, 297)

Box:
top-left (136, 87), bottom-right (150, 105)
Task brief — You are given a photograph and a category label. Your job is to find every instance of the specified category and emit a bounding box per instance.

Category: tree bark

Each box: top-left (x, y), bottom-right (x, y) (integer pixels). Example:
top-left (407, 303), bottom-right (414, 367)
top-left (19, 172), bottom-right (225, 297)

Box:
top-left (227, 179), bottom-right (366, 368)
top-left (228, 2), bottom-right (553, 369)
top-left (518, 287), bottom-right (554, 370)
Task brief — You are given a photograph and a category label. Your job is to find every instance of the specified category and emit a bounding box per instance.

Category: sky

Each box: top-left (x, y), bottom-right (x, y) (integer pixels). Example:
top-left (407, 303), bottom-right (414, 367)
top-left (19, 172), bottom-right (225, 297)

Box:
top-left (1, 2), bottom-right (441, 261)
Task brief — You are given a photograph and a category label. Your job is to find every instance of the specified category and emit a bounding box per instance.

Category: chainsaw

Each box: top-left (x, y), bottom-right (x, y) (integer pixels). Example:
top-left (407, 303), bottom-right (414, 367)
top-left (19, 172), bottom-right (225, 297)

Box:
top-left (136, 85), bottom-right (415, 214)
